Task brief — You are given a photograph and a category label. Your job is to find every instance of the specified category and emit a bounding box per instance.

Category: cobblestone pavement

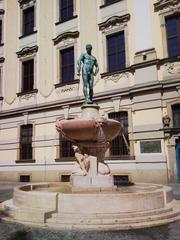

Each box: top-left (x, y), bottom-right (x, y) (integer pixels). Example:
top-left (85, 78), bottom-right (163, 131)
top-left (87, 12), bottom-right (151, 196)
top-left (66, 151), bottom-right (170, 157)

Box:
top-left (0, 221), bottom-right (180, 240)
top-left (0, 182), bottom-right (180, 240)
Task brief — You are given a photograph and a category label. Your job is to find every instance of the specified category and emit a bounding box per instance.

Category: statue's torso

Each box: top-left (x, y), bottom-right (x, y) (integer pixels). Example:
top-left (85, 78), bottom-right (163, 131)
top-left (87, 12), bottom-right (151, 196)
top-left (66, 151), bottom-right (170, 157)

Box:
top-left (82, 54), bottom-right (96, 74)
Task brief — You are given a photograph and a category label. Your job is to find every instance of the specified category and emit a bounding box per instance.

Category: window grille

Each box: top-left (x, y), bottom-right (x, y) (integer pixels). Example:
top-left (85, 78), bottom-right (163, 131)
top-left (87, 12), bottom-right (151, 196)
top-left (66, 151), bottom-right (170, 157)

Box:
top-left (20, 124), bottom-right (33, 160)
top-left (108, 112), bottom-right (129, 156)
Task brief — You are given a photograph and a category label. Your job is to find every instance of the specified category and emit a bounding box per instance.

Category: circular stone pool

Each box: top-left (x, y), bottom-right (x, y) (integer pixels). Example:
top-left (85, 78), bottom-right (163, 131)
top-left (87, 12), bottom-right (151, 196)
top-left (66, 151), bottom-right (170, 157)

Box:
top-left (2, 182), bottom-right (180, 230)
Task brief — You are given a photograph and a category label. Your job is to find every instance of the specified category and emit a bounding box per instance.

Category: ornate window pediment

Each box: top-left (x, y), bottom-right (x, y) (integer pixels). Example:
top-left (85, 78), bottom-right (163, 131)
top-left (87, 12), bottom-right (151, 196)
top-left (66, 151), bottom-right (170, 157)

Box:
top-left (98, 14), bottom-right (130, 32)
top-left (18, 0), bottom-right (36, 7)
top-left (53, 31), bottom-right (79, 46)
top-left (154, 0), bottom-right (180, 12)
top-left (16, 45), bottom-right (38, 58)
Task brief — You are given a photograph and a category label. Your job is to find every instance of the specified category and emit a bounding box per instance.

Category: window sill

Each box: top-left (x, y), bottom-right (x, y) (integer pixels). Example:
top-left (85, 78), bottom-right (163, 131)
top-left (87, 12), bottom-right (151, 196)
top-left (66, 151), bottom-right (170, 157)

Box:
top-left (55, 157), bottom-right (75, 162)
top-left (55, 15), bottom-right (78, 25)
top-left (55, 79), bottom-right (80, 88)
top-left (105, 155), bottom-right (135, 160)
top-left (17, 89), bottom-right (38, 97)
top-left (100, 0), bottom-right (122, 9)
top-left (159, 55), bottom-right (180, 65)
top-left (16, 160), bottom-right (36, 163)
top-left (19, 30), bottom-right (37, 39)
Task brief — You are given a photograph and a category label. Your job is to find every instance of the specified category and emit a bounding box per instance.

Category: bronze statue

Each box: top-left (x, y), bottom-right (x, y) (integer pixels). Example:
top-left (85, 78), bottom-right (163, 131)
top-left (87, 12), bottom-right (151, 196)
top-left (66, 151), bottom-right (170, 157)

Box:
top-left (77, 44), bottom-right (99, 104)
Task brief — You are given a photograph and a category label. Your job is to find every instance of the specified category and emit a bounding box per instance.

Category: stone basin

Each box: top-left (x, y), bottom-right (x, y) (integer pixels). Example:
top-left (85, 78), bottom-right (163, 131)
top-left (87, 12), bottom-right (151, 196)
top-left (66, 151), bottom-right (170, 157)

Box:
top-left (56, 118), bottom-right (122, 143)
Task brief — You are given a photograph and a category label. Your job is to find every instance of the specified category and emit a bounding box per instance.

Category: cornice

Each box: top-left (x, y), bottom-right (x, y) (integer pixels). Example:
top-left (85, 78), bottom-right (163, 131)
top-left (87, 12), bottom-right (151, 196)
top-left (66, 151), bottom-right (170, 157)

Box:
top-left (98, 14), bottom-right (130, 31)
top-left (16, 45), bottom-right (38, 58)
top-left (154, 0), bottom-right (180, 12)
top-left (53, 31), bottom-right (79, 46)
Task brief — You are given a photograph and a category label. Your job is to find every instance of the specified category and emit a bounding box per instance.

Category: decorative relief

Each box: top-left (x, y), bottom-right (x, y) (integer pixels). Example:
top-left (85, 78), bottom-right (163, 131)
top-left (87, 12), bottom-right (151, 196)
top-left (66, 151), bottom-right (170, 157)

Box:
top-left (98, 14), bottom-right (130, 32)
top-left (53, 31), bottom-right (79, 46)
top-left (19, 92), bottom-right (36, 101)
top-left (154, 0), bottom-right (180, 12)
top-left (164, 62), bottom-right (180, 75)
top-left (104, 72), bottom-right (131, 83)
top-left (56, 83), bottom-right (79, 95)
top-left (16, 45), bottom-right (38, 58)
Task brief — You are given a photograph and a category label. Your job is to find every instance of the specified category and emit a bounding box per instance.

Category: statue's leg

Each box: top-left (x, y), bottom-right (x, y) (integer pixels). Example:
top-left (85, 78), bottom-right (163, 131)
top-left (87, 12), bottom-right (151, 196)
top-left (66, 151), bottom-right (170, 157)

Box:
top-left (83, 74), bottom-right (88, 101)
top-left (89, 75), bottom-right (94, 102)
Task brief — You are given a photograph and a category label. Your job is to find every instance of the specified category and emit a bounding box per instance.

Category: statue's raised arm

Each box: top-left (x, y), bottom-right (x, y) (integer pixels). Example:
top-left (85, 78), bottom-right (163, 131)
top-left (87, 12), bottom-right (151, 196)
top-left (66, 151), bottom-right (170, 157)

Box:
top-left (77, 44), bottom-right (99, 104)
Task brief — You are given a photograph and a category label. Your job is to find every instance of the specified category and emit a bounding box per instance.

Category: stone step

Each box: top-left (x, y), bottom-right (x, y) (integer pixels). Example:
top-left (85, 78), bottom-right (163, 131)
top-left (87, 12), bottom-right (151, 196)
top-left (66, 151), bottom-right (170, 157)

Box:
top-left (46, 214), bottom-right (180, 231)
top-left (46, 208), bottom-right (180, 225)
top-left (50, 206), bottom-right (173, 220)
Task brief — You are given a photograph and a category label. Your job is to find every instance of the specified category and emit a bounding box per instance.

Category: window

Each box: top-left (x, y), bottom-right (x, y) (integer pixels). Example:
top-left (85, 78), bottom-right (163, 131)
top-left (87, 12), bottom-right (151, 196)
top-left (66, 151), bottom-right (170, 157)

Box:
top-left (108, 112), bottom-right (129, 156)
top-left (0, 67), bottom-right (2, 97)
top-left (61, 175), bottom-right (70, 182)
top-left (105, 0), bottom-right (118, 5)
top-left (23, 6), bottom-right (34, 35)
top-left (20, 124), bottom-right (33, 160)
top-left (172, 104), bottom-right (180, 128)
top-left (107, 32), bottom-right (126, 72)
top-left (59, 0), bottom-right (73, 22)
top-left (60, 47), bottom-right (74, 84)
top-left (20, 175), bottom-right (30, 182)
top-left (22, 59), bottom-right (34, 92)
top-left (166, 15), bottom-right (180, 57)
top-left (0, 20), bottom-right (2, 44)
top-left (60, 134), bottom-right (74, 158)
top-left (113, 175), bottom-right (130, 186)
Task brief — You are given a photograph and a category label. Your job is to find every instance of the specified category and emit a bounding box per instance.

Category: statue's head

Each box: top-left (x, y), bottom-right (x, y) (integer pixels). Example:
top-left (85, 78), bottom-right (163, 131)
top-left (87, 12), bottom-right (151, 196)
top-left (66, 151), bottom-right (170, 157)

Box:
top-left (86, 44), bottom-right (92, 54)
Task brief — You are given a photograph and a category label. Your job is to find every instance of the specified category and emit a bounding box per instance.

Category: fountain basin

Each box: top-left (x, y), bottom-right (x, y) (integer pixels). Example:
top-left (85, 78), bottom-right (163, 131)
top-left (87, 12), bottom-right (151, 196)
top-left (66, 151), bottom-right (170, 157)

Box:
top-left (56, 118), bottom-right (122, 142)
top-left (2, 183), bottom-right (180, 230)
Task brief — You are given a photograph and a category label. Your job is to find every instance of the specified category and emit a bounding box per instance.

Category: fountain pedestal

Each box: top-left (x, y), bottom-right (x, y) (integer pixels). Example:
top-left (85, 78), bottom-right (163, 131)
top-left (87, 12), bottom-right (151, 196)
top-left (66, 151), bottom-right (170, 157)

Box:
top-left (71, 155), bottom-right (116, 192)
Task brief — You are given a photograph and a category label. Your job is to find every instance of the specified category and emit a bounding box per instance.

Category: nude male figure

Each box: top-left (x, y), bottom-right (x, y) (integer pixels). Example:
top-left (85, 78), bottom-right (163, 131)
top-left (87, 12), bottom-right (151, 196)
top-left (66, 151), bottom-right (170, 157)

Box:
top-left (77, 44), bottom-right (99, 104)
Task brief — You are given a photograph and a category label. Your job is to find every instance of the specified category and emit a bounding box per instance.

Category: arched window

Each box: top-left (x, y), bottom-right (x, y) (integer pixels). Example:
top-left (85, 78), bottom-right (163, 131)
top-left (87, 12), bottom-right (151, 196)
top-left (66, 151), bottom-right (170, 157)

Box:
top-left (172, 104), bottom-right (180, 128)
top-left (108, 112), bottom-right (129, 156)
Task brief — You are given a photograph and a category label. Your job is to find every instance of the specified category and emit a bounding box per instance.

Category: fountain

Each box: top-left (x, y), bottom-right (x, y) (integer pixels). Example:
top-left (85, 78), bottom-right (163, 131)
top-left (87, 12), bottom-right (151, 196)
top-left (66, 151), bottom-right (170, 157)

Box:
top-left (1, 45), bottom-right (180, 230)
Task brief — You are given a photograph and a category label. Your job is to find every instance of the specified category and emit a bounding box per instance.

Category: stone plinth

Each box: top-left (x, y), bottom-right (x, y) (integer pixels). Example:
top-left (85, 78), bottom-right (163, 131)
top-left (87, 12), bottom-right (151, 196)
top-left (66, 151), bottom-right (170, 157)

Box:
top-left (71, 175), bottom-right (116, 192)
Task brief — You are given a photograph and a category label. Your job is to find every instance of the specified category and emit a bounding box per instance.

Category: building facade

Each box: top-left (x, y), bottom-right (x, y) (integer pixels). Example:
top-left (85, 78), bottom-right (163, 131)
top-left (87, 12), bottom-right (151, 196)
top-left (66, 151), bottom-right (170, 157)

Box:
top-left (0, 0), bottom-right (180, 184)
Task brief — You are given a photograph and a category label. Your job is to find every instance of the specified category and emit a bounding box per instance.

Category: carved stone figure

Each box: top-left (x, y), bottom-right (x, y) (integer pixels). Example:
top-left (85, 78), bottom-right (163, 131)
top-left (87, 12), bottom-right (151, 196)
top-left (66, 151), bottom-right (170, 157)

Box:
top-left (72, 145), bottom-right (110, 176)
top-left (72, 145), bottom-right (90, 176)
top-left (77, 44), bottom-right (99, 104)
top-left (162, 114), bottom-right (171, 128)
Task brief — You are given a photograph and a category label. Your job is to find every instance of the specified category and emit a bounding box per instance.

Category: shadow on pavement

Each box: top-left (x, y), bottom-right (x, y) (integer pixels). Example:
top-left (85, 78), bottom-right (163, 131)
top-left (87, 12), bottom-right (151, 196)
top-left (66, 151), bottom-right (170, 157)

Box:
top-left (8, 230), bottom-right (32, 240)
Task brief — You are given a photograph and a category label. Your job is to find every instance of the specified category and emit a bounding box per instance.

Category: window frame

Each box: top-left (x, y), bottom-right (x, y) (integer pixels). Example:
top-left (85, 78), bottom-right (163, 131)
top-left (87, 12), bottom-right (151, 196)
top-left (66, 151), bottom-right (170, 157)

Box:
top-left (21, 58), bottom-right (34, 93)
top-left (172, 104), bottom-right (180, 128)
top-left (17, 50), bottom-right (38, 96)
top-left (54, 34), bottom-right (79, 88)
top-left (59, 0), bottom-right (74, 22)
top-left (19, 124), bottom-right (33, 161)
top-left (106, 31), bottom-right (126, 73)
top-left (19, 0), bottom-right (37, 38)
top-left (0, 10), bottom-right (4, 46)
top-left (22, 6), bottom-right (34, 36)
top-left (59, 133), bottom-right (74, 159)
top-left (0, 64), bottom-right (3, 99)
top-left (165, 14), bottom-right (180, 58)
top-left (60, 46), bottom-right (75, 84)
top-left (99, 15), bottom-right (130, 74)
top-left (108, 111), bottom-right (130, 157)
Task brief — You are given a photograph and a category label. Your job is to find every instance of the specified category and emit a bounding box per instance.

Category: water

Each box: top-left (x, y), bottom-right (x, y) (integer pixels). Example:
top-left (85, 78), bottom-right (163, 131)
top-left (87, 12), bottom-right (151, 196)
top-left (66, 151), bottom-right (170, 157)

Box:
top-left (96, 126), bottom-right (107, 162)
